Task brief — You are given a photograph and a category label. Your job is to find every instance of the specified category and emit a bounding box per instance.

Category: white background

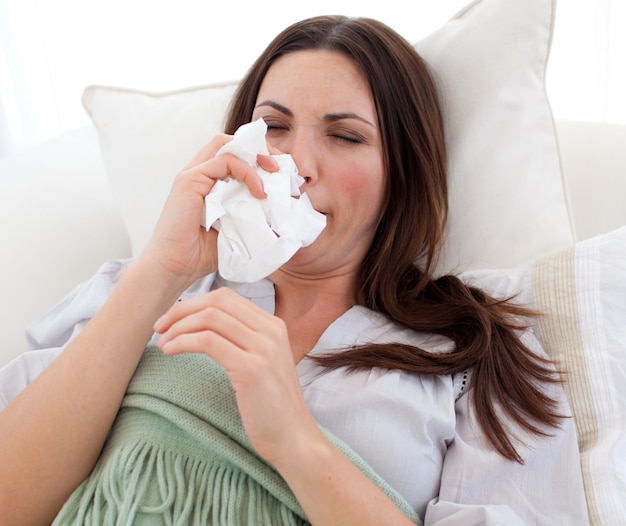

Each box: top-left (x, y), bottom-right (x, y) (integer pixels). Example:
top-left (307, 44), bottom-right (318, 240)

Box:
top-left (0, 0), bottom-right (624, 159)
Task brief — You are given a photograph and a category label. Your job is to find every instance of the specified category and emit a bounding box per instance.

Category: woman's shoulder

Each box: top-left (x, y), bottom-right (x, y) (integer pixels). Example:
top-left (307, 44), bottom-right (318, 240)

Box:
top-left (337, 306), bottom-right (472, 400)
top-left (305, 305), bottom-right (460, 388)
top-left (348, 305), bottom-right (455, 353)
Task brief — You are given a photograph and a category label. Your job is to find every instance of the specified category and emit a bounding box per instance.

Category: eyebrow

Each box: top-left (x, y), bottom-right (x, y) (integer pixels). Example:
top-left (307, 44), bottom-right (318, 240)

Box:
top-left (254, 100), bottom-right (376, 128)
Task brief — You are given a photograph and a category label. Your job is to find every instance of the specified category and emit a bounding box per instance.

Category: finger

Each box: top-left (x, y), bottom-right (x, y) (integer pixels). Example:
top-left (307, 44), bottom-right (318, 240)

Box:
top-left (158, 320), bottom-right (241, 358)
top-left (257, 154), bottom-right (279, 173)
top-left (154, 294), bottom-right (208, 334)
top-left (155, 288), bottom-right (275, 337)
top-left (157, 303), bottom-right (262, 353)
top-left (191, 154), bottom-right (267, 199)
top-left (160, 329), bottom-right (253, 375)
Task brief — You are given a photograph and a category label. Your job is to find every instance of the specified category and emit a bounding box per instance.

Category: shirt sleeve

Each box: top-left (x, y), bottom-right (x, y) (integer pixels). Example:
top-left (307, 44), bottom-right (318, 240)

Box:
top-left (1, 260), bottom-right (219, 411)
top-left (0, 347), bottom-right (62, 410)
top-left (0, 259), bottom-right (132, 411)
top-left (25, 259), bottom-right (132, 350)
top-left (424, 330), bottom-right (590, 525)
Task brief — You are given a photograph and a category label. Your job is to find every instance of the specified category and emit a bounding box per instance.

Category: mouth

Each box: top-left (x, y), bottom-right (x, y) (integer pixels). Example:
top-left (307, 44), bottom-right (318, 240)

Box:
top-left (309, 203), bottom-right (327, 216)
top-left (311, 203), bottom-right (327, 215)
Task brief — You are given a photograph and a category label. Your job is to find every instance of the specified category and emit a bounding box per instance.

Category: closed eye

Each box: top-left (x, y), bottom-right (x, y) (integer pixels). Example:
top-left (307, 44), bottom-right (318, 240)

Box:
top-left (328, 125), bottom-right (367, 144)
top-left (331, 133), bottom-right (364, 144)
top-left (266, 122), bottom-right (289, 133)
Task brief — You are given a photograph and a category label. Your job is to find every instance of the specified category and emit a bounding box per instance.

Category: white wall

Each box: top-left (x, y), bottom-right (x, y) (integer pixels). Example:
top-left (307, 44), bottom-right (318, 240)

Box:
top-left (0, 0), bottom-right (624, 159)
top-left (548, 0), bottom-right (626, 125)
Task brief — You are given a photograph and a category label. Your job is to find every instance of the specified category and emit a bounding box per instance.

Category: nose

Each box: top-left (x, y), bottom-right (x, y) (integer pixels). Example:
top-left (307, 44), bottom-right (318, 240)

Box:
top-left (282, 127), bottom-right (318, 187)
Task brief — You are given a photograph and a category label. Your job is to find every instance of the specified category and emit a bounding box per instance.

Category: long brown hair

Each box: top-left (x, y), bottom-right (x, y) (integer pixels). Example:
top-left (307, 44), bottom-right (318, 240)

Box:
top-left (225, 16), bottom-right (562, 463)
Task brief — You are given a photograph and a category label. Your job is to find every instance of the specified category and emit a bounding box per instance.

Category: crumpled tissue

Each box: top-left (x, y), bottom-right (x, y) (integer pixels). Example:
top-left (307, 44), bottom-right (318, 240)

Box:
top-left (201, 118), bottom-right (326, 283)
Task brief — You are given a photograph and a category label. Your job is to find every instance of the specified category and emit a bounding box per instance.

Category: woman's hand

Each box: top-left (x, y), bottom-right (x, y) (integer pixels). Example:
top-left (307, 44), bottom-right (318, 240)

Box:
top-left (153, 289), bottom-right (418, 526)
top-left (154, 287), bottom-right (319, 464)
top-left (139, 135), bottom-right (278, 291)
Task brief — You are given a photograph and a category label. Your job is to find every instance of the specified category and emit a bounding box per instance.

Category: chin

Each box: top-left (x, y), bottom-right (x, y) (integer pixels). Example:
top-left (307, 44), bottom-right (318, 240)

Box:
top-left (286, 244), bottom-right (318, 264)
top-left (275, 243), bottom-right (325, 275)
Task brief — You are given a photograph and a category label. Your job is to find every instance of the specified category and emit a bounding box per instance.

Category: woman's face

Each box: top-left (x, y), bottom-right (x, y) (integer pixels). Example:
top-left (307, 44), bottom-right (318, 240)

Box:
top-left (251, 50), bottom-right (385, 279)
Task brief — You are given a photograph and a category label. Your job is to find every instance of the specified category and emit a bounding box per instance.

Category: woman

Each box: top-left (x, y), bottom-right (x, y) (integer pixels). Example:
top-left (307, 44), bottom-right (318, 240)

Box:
top-left (0, 15), bottom-right (587, 525)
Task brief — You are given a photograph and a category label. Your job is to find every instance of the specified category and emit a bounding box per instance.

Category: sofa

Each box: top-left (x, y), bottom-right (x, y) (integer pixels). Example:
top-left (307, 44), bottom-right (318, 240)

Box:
top-left (0, 0), bottom-right (624, 523)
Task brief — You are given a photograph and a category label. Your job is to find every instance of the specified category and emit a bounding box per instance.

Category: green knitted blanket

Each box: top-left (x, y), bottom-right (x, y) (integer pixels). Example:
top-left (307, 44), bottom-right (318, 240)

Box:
top-left (53, 345), bottom-right (420, 525)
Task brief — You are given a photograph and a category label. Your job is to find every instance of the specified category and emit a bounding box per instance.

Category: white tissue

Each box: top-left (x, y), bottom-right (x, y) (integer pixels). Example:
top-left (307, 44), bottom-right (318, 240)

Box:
top-left (202, 118), bottom-right (326, 283)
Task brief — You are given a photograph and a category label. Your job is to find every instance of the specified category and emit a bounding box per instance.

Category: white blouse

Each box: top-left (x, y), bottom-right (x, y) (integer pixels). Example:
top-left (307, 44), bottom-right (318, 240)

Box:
top-left (0, 259), bottom-right (590, 525)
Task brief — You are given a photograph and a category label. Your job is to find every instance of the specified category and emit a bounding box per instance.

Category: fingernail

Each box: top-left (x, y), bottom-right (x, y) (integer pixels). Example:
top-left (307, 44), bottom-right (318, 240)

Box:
top-left (153, 316), bottom-right (166, 333)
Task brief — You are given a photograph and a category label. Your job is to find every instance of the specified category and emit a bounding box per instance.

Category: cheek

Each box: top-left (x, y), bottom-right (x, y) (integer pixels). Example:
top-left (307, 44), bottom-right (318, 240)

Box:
top-left (338, 160), bottom-right (386, 211)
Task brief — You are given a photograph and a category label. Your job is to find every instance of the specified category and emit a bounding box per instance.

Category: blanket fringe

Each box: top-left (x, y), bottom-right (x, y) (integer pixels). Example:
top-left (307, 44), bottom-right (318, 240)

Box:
top-left (54, 438), bottom-right (308, 526)
top-left (52, 347), bottom-right (419, 525)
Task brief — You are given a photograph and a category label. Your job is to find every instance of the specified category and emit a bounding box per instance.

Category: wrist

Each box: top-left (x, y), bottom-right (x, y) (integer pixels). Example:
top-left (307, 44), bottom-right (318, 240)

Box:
top-left (130, 253), bottom-right (197, 297)
top-left (271, 424), bottom-right (334, 480)
top-left (137, 228), bottom-right (219, 292)
top-left (120, 258), bottom-right (192, 317)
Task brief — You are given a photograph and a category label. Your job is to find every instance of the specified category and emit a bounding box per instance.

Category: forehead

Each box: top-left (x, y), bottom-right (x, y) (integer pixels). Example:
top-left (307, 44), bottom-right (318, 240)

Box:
top-left (257, 50), bottom-right (375, 115)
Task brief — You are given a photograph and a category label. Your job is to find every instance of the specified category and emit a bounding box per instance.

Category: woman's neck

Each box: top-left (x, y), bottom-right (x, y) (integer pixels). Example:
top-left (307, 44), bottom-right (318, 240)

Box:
top-left (270, 271), bottom-right (356, 362)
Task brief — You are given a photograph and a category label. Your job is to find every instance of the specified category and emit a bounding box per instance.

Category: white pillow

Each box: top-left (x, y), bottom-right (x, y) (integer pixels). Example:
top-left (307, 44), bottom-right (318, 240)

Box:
top-left (463, 225), bottom-right (626, 526)
top-left (82, 82), bottom-right (238, 256)
top-left (534, 226), bottom-right (626, 525)
top-left (83, 0), bottom-right (574, 272)
top-left (415, 0), bottom-right (573, 272)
